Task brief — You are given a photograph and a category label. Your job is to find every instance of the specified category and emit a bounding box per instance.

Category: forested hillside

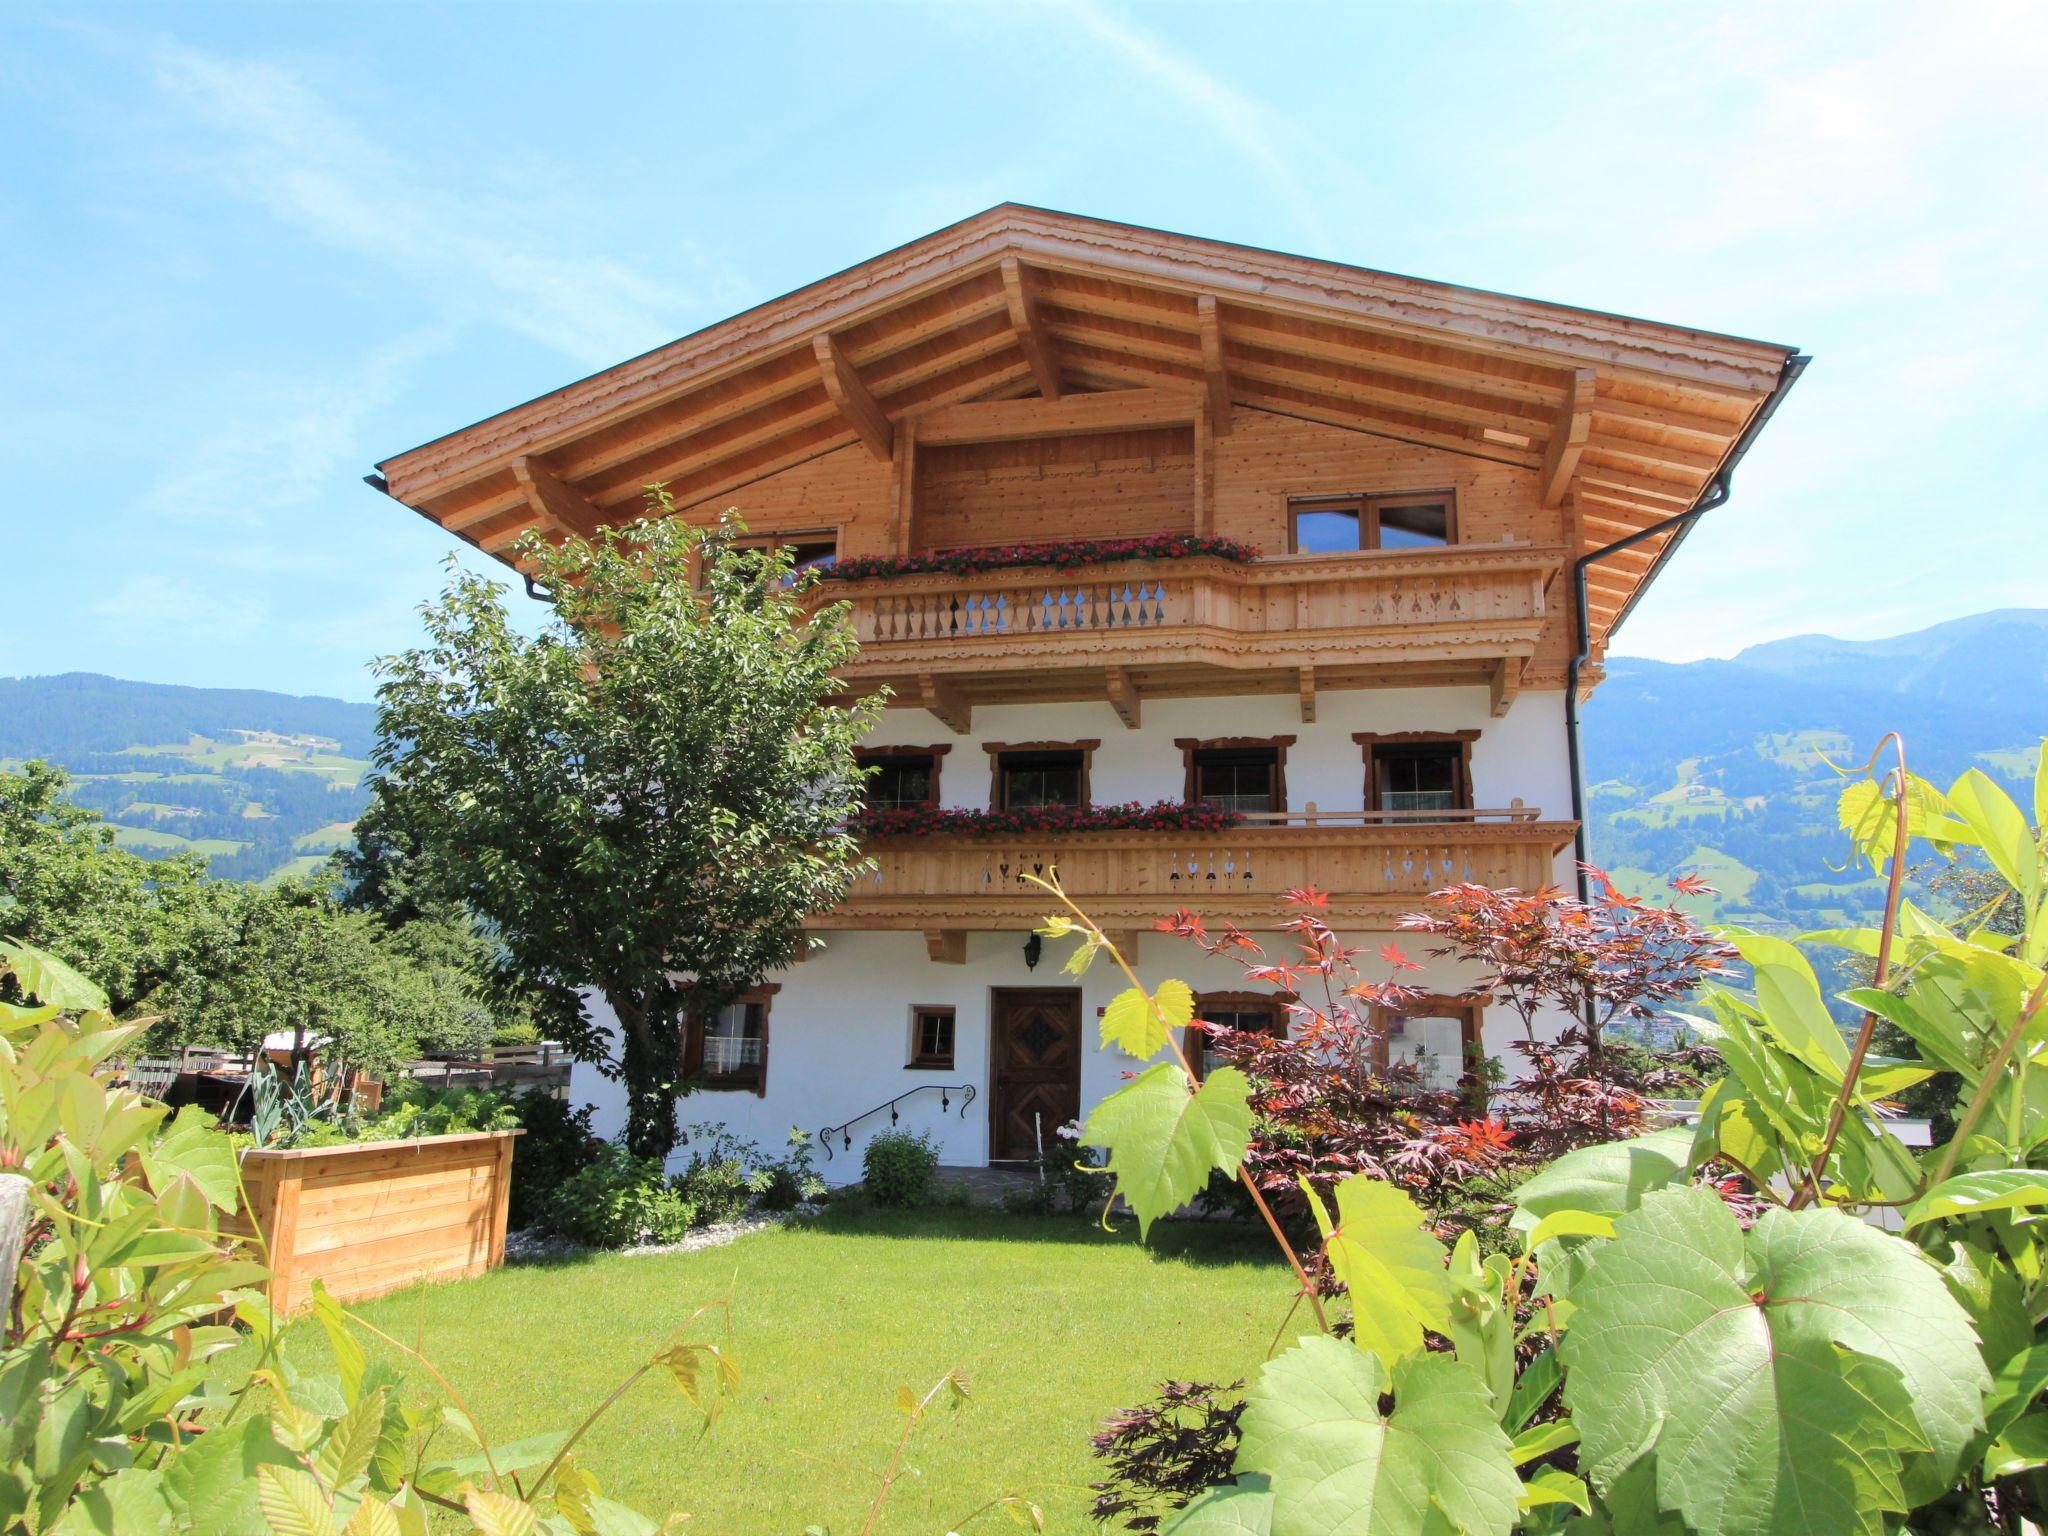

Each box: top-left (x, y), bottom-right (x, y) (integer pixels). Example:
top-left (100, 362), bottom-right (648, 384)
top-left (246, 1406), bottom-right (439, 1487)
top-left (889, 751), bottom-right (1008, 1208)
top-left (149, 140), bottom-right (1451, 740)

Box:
top-left (0, 673), bottom-right (375, 883)
top-left (1583, 610), bottom-right (2048, 931)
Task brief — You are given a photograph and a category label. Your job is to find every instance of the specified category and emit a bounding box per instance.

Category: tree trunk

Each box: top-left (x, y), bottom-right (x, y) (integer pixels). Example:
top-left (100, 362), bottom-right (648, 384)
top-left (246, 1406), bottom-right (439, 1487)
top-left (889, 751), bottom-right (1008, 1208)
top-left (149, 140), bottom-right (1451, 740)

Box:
top-left (612, 978), bottom-right (686, 1164)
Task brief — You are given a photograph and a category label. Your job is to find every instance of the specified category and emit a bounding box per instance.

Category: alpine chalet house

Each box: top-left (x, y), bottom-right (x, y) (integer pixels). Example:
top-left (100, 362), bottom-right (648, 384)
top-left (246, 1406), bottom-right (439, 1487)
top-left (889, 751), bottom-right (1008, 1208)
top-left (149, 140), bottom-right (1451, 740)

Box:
top-left (372, 207), bottom-right (1802, 1177)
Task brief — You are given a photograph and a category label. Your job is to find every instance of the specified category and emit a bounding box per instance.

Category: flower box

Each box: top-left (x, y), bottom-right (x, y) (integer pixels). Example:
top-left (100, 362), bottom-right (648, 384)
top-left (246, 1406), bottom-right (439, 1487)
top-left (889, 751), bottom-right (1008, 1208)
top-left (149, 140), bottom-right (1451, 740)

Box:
top-left (819, 534), bottom-right (1259, 583)
top-left (850, 800), bottom-right (1244, 839)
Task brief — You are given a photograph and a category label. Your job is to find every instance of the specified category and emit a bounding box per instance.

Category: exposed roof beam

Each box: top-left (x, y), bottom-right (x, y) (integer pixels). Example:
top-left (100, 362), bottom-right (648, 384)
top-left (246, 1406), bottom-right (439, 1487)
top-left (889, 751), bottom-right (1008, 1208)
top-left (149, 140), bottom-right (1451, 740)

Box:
top-left (913, 386), bottom-right (1197, 446)
top-left (1000, 258), bottom-right (1063, 399)
top-left (813, 334), bottom-right (893, 462)
top-left (1582, 431), bottom-right (1722, 479)
top-left (1539, 369), bottom-right (1595, 508)
top-left (1197, 295), bottom-right (1231, 436)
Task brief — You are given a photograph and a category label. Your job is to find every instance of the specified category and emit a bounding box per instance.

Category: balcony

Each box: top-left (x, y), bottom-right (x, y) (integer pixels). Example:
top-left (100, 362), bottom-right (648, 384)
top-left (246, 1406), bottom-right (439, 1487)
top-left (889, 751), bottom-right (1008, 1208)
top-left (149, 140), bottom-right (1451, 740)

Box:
top-left (810, 543), bottom-right (1563, 720)
top-left (811, 807), bottom-right (1578, 939)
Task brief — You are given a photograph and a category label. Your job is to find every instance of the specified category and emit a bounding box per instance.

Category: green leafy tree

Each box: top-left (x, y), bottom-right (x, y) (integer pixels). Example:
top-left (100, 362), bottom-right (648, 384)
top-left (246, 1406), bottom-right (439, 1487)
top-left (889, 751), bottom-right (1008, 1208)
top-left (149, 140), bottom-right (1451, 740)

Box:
top-left (0, 761), bottom-right (239, 1014)
top-left (365, 503), bottom-right (878, 1160)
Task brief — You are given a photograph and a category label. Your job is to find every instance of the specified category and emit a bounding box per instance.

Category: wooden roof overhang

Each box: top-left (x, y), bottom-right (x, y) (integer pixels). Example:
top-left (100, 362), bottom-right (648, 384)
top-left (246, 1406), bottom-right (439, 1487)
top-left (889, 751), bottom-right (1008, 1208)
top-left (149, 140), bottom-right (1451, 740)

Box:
top-left (373, 204), bottom-right (1800, 652)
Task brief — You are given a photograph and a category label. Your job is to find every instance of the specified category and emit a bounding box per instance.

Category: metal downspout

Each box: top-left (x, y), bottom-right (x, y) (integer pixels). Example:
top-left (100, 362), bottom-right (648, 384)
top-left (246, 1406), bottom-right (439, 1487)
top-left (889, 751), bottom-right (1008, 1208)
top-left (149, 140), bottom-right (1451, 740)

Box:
top-left (1562, 352), bottom-right (1810, 904)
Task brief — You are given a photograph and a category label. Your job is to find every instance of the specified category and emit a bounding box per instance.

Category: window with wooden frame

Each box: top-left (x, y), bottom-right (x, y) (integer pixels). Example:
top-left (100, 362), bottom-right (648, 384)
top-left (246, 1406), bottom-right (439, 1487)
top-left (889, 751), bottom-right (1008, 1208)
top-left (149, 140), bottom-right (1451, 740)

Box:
top-left (1178, 736), bottom-right (1293, 816)
top-left (1355, 731), bottom-right (1478, 817)
top-left (907, 1006), bottom-right (956, 1070)
top-left (1185, 992), bottom-right (1288, 1081)
top-left (857, 745), bottom-right (948, 810)
top-left (986, 740), bottom-right (1098, 810)
top-left (1370, 996), bottom-right (1484, 1101)
top-left (729, 528), bottom-right (841, 577)
top-left (685, 983), bottom-right (779, 1095)
top-left (1288, 491), bottom-right (1458, 554)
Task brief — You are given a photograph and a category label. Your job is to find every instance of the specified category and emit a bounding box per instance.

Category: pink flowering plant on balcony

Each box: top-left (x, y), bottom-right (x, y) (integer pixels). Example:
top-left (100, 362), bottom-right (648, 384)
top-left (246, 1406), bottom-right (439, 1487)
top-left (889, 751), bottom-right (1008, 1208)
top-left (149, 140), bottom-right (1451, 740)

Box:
top-left (850, 799), bottom-right (1243, 838)
top-left (819, 532), bottom-right (1258, 582)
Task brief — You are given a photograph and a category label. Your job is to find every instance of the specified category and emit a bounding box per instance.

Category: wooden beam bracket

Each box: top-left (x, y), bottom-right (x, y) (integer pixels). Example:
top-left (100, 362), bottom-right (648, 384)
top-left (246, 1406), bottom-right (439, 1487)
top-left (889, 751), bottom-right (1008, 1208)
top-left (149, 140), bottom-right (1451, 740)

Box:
top-left (919, 673), bottom-right (971, 735)
top-left (1490, 655), bottom-right (1525, 718)
top-left (924, 930), bottom-right (967, 965)
top-left (1539, 369), bottom-right (1596, 508)
top-left (1001, 257), bottom-right (1063, 399)
top-left (1298, 666), bottom-right (1317, 724)
top-left (813, 334), bottom-right (894, 462)
top-left (1197, 295), bottom-right (1231, 436)
top-left (1105, 665), bottom-right (1141, 730)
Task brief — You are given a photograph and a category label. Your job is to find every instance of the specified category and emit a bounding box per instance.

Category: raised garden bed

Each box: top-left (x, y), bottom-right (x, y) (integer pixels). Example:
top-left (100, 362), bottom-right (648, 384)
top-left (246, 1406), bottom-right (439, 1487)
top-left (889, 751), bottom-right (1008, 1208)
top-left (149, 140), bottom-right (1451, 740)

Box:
top-left (228, 1129), bottom-right (521, 1312)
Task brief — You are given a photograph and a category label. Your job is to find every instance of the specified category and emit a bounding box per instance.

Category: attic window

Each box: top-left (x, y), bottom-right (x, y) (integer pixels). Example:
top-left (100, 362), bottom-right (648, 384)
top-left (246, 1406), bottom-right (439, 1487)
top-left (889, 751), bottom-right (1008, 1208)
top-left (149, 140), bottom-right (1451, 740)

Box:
top-left (1289, 492), bottom-right (1457, 554)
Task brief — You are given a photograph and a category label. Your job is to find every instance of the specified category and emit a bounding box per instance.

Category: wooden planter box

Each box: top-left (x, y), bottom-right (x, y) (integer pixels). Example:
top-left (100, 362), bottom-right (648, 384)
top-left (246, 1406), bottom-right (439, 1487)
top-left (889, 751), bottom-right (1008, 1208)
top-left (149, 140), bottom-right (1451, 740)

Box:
top-left (229, 1130), bottom-right (520, 1313)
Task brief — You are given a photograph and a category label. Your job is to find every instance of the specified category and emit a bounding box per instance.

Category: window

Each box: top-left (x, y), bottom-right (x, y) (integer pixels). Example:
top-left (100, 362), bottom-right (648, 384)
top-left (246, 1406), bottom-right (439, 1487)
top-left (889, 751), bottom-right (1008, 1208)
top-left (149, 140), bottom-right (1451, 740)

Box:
top-left (731, 529), bottom-right (839, 577)
top-left (1357, 732), bottom-right (1476, 818)
top-left (1288, 492), bottom-right (1457, 554)
top-left (908, 1006), bottom-right (956, 1069)
top-left (687, 985), bottom-right (776, 1094)
top-left (1372, 998), bottom-right (1484, 1101)
top-left (858, 747), bottom-right (946, 810)
top-left (1179, 737), bottom-right (1293, 815)
top-left (986, 741), bottom-right (1097, 810)
top-left (1185, 994), bottom-right (1286, 1081)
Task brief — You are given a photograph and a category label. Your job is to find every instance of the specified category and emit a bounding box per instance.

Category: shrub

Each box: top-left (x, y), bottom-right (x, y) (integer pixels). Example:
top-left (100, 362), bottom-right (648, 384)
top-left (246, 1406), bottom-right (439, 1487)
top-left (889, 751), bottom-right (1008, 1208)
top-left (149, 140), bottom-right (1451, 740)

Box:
top-left (1089, 1380), bottom-right (1246, 1532)
top-left (541, 1143), bottom-right (695, 1248)
top-left (507, 1088), bottom-right (599, 1229)
top-left (756, 1126), bottom-right (827, 1211)
top-left (862, 1128), bottom-right (940, 1206)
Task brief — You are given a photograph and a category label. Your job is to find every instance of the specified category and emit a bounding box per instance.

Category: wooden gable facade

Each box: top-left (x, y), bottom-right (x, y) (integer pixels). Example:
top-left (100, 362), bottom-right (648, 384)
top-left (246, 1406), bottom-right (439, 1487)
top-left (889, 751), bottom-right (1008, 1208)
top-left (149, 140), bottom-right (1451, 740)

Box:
top-left (374, 206), bottom-right (1799, 718)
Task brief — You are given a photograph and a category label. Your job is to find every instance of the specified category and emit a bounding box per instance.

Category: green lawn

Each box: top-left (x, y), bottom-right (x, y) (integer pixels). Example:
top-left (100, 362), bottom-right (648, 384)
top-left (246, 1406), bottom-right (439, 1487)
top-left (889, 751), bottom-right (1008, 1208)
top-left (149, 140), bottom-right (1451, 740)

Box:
top-left (279, 1206), bottom-right (1289, 1534)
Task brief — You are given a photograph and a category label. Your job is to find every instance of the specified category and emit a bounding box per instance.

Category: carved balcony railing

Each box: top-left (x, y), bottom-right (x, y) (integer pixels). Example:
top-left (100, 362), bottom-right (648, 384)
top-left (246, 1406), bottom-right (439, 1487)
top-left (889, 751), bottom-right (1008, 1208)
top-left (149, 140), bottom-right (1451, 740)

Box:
top-left (809, 544), bottom-right (1562, 687)
top-left (811, 807), bottom-right (1578, 933)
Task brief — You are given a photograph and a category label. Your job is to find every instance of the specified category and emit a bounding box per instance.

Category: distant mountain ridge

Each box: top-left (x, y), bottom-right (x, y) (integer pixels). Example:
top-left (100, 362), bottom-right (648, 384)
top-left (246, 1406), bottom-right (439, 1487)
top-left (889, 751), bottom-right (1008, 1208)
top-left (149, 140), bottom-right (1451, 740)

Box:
top-left (0, 673), bottom-right (377, 885)
top-left (1584, 609), bottom-right (2048, 932)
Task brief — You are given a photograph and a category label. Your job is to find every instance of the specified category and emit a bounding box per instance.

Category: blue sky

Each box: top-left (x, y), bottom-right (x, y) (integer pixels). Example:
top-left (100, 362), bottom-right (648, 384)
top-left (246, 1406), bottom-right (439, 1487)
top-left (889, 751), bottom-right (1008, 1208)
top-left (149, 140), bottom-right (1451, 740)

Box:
top-left (4, 3), bottom-right (2043, 701)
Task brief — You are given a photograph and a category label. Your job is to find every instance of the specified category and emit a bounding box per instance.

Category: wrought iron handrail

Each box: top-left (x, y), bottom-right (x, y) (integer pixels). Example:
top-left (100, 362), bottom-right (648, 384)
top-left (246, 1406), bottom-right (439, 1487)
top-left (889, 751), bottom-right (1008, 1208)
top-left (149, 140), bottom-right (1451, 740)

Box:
top-left (818, 1082), bottom-right (976, 1161)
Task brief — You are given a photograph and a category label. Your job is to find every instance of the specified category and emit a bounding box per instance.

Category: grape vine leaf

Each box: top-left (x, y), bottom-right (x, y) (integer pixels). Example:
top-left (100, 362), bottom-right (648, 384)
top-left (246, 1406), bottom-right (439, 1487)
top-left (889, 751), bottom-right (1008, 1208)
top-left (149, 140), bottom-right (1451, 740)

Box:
top-left (1081, 1062), bottom-right (1252, 1237)
top-left (1509, 1125), bottom-right (1694, 1234)
top-left (1100, 978), bottom-right (1194, 1058)
top-left (1562, 1188), bottom-right (1988, 1536)
top-left (1162, 1477), bottom-right (1274, 1534)
top-left (1303, 1176), bottom-right (1453, 1369)
top-left (1235, 1337), bottom-right (1519, 1536)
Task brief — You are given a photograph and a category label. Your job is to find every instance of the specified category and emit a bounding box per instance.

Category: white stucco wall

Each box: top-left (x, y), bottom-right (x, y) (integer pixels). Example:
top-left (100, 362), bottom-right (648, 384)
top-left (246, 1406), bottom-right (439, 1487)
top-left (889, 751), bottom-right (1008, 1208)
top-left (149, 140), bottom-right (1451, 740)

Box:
top-left (569, 925), bottom-right (1573, 1184)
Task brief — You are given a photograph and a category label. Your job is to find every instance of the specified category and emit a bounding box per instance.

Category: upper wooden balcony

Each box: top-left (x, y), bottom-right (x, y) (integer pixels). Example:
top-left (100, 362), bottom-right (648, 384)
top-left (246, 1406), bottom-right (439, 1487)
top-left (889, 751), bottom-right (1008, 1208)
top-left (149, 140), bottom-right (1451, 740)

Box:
top-left (810, 543), bottom-right (1562, 725)
top-left (810, 806), bottom-right (1577, 945)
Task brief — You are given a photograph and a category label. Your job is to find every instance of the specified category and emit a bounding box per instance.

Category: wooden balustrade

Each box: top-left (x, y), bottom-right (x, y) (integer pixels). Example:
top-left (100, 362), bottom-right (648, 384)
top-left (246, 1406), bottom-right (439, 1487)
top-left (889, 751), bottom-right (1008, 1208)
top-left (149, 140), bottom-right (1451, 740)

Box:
top-left (811, 544), bottom-right (1561, 685)
top-left (812, 814), bottom-right (1577, 932)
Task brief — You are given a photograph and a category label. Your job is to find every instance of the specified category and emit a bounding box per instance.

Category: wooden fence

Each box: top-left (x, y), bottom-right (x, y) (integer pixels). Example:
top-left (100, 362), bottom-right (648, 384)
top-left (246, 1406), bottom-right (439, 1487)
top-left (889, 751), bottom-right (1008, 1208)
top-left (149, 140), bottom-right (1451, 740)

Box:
top-left (227, 1129), bottom-right (520, 1313)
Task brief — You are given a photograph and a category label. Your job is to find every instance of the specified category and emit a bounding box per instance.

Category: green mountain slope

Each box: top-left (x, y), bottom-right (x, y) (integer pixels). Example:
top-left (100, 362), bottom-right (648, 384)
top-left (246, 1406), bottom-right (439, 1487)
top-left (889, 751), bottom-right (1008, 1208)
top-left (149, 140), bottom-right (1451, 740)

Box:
top-left (1584, 611), bottom-right (2048, 931)
top-left (0, 673), bottom-right (375, 883)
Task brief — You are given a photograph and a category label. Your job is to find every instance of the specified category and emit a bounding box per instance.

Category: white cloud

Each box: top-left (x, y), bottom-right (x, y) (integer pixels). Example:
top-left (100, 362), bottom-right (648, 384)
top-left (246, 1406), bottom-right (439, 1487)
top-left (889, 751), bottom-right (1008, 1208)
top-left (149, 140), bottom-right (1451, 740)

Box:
top-left (142, 327), bottom-right (449, 529)
top-left (1047, 0), bottom-right (1366, 250)
top-left (148, 40), bottom-right (738, 368)
top-left (88, 572), bottom-right (268, 643)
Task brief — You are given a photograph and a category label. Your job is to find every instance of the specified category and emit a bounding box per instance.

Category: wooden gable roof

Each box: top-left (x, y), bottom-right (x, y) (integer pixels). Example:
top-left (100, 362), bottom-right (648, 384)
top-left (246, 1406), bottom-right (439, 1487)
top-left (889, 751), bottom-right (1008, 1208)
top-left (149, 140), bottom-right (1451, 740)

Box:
top-left (374, 204), bottom-right (1800, 647)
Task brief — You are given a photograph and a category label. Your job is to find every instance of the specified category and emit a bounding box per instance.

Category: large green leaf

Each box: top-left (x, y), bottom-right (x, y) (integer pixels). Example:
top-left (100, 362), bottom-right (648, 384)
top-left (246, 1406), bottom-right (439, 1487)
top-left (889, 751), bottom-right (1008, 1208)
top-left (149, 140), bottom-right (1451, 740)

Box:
top-left (1303, 1176), bottom-right (1452, 1370)
top-left (1722, 931), bottom-right (1849, 1079)
top-left (1562, 1188), bottom-right (1989, 1536)
top-left (1949, 768), bottom-right (2040, 909)
top-left (1905, 1169), bottom-right (2048, 1229)
top-left (1509, 1125), bottom-right (1694, 1234)
top-left (140, 1105), bottom-right (240, 1214)
top-left (0, 939), bottom-right (109, 1012)
top-left (164, 1417), bottom-right (297, 1536)
top-left (1082, 1062), bottom-right (1252, 1237)
top-left (1099, 980), bottom-right (1192, 1059)
top-left (1162, 1478), bottom-right (1274, 1535)
top-left (1235, 1337), bottom-right (1519, 1536)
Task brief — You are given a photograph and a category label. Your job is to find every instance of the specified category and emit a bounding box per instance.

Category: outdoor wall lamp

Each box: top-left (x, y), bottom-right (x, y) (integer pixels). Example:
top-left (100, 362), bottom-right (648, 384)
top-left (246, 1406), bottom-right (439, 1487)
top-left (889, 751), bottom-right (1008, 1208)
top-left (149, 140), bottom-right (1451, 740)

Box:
top-left (1022, 933), bottom-right (1043, 970)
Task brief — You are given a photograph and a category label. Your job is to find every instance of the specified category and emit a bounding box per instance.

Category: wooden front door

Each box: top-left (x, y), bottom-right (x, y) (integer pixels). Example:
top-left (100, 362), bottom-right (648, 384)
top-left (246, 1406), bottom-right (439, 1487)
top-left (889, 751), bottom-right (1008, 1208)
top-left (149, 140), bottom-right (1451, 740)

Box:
top-left (989, 988), bottom-right (1082, 1161)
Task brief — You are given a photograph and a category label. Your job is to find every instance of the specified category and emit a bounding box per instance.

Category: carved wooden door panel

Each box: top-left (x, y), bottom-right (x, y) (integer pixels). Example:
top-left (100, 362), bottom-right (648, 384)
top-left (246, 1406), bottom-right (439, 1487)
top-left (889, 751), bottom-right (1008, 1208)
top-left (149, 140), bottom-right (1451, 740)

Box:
top-left (989, 989), bottom-right (1082, 1161)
